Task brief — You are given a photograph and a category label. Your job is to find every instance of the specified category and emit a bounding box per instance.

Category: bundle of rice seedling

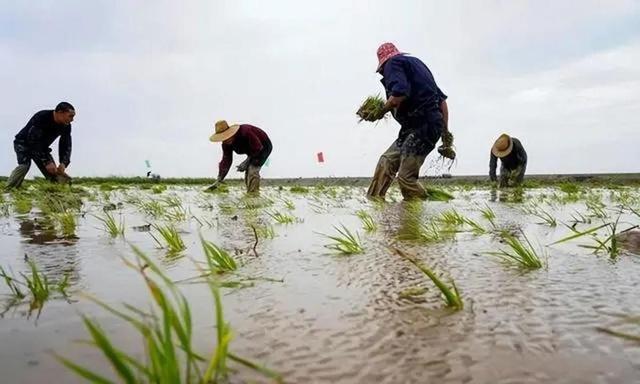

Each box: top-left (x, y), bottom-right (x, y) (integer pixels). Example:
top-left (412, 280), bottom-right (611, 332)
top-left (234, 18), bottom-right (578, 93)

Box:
top-left (356, 94), bottom-right (386, 122)
top-left (437, 130), bottom-right (456, 160)
top-left (425, 187), bottom-right (454, 201)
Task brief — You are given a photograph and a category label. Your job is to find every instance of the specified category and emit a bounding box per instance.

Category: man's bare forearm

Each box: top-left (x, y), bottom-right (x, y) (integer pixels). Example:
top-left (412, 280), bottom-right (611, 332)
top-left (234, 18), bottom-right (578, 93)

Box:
top-left (440, 100), bottom-right (449, 130)
top-left (382, 95), bottom-right (406, 115)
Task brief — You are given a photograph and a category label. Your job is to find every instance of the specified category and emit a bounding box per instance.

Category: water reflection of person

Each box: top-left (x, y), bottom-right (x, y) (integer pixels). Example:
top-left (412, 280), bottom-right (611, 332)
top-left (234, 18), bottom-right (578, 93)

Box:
top-left (17, 216), bottom-right (79, 283)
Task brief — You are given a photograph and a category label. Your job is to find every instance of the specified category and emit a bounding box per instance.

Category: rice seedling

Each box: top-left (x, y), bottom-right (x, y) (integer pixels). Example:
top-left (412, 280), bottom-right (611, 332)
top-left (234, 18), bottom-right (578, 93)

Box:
top-left (289, 185), bottom-right (309, 194)
top-left (392, 247), bottom-right (463, 310)
top-left (480, 204), bottom-right (497, 228)
top-left (0, 259), bottom-right (70, 315)
top-left (549, 223), bottom-right (610, 246)
top-left (55, 210), bottom-right (77, 237)
top-left (165, 205), bottom-right (189, 222)
top-left (569, 210), bottom-right (592, 225)
top-left (12, 194), bottom-right (33, 215)
top-left (320, 224), bottom-right (364, 255)
top-left (0, 201), bottom-right (10, 217)
top-left (596, 313), bottom-right (640, 343)
top-left (266, 210), bottom-right (295, 224)
top-left (438, 209), bottom-right (467, 227)
top-left (397, 205), bottom-right (450, 243)
top-left (136, 198), bottom-right (166, 217)
top-left (238, 196), bottom-right (273, 210)
top-left (586, 200), bottom-right (609, 219)
top-left (200, 235), bottom-right (237, 273)
top-left (150, 224), bottom-right (186, 253)
top-left (0, 266), bottom-right (25, 299)
top-left (151, 184), bottom-right (167, 194)
top-left (56, 245), bottom-right (281, 383)
top-left (355, 210), bottom-right (377, 232)
top-left (438, 130), bottom-right (456, 160)
top-left (463, 217), bottom-right (487, 235)
top-left (94, 211), bottom-right (124, 237)
top-left (425, 187), bottom-right (455, 201)
top-left (549, 214), bottom-right (639, 259)
top-left (529, 206), bottom-right (557, 227)
top-left (397, 217), bottom-right (445, 243)
top-left (398, 286), bottom-right (428, 299)
top-left (356, 94), bottom-right (386, 122)
top-left (253, 223), bottom-right (276, 239)
top-left (281, 198), bottom-right (295, 210)
top-left (559, 182), bottom-right (580, 195)
top-left (486, 231), bottom-right (544, 269)
top-left (203, 182), bottom-right (229, 194)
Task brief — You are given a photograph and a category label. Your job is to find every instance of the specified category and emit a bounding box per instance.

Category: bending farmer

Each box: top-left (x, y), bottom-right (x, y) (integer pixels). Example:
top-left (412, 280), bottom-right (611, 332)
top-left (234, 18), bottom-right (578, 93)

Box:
top-left (362, 43), bottom-right (450, 200)
top-left (6, 102), bottom-right (75, 190)
top-left (489, 134), bottom-right (527, 188)
top-left (209, 120), bottom-right (272, 194)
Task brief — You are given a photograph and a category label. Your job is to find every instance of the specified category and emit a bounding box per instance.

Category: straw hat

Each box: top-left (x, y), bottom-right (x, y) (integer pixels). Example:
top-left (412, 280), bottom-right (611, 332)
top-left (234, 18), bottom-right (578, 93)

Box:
top-left (209, 120), bottom-right (240, 142)
top-left (491, 134), bottom-right (513, 158)
top-left (376, 42), bottom-right (404, 72)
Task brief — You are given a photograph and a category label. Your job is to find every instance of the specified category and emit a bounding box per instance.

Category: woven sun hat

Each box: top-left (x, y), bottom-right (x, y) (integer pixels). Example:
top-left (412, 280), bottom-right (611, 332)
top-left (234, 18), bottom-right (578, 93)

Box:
top-left (209, 120), bottom-right (240, 142)
top-left (491, 133), bottom-right (514, 158)
top-left (376, 42), bottom-right (404, 72)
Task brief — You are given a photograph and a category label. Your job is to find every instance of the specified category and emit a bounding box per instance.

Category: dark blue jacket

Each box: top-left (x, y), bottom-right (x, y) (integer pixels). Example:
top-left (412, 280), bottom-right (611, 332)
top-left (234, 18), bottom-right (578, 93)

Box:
top-left (14, 110), bottom-right (72, 166)
top-left (380, 55), bottom-right (447, 141)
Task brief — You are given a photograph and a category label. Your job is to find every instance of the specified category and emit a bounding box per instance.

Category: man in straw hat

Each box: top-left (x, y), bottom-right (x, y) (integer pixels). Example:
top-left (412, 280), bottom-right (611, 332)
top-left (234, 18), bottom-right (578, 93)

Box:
top-left (208, 120), bottom-right (272, 194)
top-left (362, 42), bottom-right (450, 200)
top-left (489, 134), bottom-right (527, 188)
top-left (5, 102), bottom-right (75, 190)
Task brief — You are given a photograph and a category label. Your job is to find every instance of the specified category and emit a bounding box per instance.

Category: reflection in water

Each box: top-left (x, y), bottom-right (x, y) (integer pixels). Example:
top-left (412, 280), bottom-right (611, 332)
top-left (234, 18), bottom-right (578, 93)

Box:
top-left (490, 187), bottom-right (525, 203)
top-left (18, 215), bottom-right (78, 246)
top-left (0, 215), bottom-right (81, 319)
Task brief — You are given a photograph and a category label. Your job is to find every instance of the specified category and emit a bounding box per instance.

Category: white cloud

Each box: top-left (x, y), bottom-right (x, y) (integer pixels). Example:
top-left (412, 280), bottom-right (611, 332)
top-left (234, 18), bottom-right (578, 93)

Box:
top-left (1, 0), bottom-right (639, 179)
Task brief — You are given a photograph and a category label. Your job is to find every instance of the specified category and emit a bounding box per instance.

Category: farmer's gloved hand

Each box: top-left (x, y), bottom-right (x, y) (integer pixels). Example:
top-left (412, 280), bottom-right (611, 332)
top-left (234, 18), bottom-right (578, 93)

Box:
top-left (236, 159), bottom-right (249, 172)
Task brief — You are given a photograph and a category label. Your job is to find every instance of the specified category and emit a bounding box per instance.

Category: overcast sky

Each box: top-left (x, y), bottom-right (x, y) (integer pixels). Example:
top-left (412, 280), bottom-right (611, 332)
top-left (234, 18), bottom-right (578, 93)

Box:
top-left (1, 0), bottom-right (639, 179)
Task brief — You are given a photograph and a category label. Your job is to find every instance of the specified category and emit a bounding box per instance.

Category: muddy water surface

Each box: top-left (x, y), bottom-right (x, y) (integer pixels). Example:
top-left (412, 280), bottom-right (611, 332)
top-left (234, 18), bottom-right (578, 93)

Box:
top-left (1, 185), bottom-right (639, 383)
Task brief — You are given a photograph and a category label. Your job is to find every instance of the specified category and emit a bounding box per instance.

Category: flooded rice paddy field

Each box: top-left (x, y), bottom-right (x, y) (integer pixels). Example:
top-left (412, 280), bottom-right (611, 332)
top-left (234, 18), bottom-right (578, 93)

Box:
top-left (1, 182), bottom-right (640, 383)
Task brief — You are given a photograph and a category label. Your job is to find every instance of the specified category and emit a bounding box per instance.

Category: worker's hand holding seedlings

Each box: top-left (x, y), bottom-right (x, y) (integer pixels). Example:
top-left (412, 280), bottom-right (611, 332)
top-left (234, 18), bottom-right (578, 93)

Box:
top-left (362, 95), bottom-right (406, 122)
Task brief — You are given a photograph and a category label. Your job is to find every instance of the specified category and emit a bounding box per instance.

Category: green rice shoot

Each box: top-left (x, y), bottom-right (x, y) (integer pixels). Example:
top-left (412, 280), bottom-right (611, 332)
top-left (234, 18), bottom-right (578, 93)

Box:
top-left (320, 224), bottom-right (364, 254)
top-left (356, 94), bottom-right (386, 122)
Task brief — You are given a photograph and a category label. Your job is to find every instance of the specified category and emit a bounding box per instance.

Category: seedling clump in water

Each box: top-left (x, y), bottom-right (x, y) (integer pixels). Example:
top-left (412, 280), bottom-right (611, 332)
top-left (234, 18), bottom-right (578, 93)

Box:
top-left (56, 246), bottom-right (281, 383)
top-left (320, 224), bottom-right (364, 255)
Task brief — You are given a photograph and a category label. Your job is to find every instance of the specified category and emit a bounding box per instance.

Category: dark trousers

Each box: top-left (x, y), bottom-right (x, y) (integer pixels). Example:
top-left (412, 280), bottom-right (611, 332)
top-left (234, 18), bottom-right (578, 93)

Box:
top-left (367, 116), bottom-right (442, 200)
top-left (500, 161), bottom-right (527, 188)
top-left (5, 141), bottom-right (56, 189)
top-left (244, 140), bottom-right (273, 193)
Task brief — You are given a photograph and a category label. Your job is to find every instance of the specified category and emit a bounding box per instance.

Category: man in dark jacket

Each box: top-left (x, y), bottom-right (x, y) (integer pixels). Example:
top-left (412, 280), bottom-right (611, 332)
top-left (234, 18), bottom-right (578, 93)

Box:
top-left (5, 102), bottom-right (75, 190)
top-left (489, 133), bottom-right (527, 188)
top-left (361, 43), bottom-right (449, 200)
top-left (208, 120), bottom-right (272, 194)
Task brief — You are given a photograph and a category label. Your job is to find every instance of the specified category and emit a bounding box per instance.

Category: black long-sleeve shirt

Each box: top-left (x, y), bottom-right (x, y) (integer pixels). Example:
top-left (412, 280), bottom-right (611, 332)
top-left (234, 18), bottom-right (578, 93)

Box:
top-left (14, 110), bottom-right (72, 166)
top-left (489, 137), bottom-right (527, 181)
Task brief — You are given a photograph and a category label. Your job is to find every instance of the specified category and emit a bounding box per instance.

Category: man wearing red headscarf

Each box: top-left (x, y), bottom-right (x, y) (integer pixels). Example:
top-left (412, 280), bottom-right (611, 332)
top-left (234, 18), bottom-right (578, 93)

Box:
top-left (362, 43), bottom-right (449, 200)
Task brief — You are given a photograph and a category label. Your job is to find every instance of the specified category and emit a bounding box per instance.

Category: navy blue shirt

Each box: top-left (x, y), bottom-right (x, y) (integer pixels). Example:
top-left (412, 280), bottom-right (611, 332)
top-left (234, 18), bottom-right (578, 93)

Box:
top-left (380, 54), bottom-right (447, 127)
top-left (15, 110), bottom-right (72, 166)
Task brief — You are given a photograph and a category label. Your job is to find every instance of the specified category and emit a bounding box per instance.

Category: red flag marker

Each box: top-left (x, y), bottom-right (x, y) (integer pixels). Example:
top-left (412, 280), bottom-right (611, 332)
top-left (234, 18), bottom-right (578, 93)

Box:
top-left (316, 152), bottom-right (325, 163)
